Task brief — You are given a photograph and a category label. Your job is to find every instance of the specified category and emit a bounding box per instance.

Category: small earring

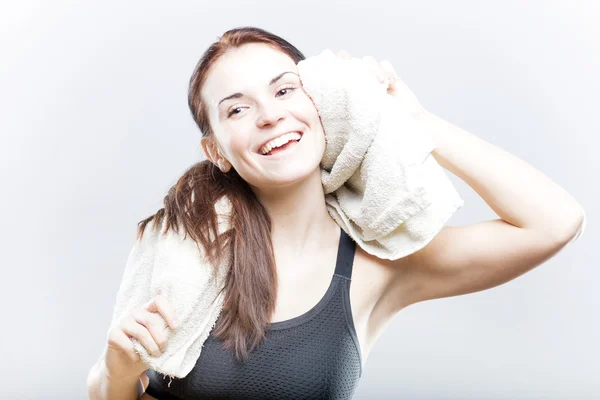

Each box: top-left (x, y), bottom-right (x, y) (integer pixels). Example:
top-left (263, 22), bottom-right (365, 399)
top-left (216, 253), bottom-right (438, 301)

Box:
top-left (218, 159), bottom-right (229, 172)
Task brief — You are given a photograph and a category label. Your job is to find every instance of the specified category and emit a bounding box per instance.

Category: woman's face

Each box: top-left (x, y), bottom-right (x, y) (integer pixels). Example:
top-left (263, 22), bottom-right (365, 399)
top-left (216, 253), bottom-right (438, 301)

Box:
top-left (201, 43), bottom-right (325, 191)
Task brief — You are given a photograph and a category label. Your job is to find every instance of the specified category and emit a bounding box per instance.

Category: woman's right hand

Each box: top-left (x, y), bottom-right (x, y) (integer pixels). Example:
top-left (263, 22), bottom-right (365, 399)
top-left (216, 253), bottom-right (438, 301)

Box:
top-left (103, 294), bottom-right (180, 380)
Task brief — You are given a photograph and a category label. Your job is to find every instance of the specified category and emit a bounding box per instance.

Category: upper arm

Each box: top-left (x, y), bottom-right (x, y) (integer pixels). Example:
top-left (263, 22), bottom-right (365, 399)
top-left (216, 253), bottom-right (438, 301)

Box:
top-left (387, 218), bottom-right (577, 309)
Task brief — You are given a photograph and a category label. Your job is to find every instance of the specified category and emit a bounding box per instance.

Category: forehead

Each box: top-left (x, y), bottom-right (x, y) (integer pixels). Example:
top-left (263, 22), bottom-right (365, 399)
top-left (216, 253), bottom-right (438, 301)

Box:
top-left (202, 43), bottom-right (298, 108)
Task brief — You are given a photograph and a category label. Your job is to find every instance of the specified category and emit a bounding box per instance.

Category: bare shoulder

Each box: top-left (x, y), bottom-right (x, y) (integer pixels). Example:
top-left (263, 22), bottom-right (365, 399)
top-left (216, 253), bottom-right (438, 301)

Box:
top-left (352, 244), bottom-right (417, 327)
top-left (352, 245), bottom-right (418, 314)
top-left (349, 245), bottom-right (421, 355)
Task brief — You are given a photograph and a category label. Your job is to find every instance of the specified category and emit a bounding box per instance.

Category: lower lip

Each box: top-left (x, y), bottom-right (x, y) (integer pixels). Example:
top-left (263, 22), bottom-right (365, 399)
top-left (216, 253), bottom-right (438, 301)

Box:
top-left (260, 134), bottom-right (303, 158)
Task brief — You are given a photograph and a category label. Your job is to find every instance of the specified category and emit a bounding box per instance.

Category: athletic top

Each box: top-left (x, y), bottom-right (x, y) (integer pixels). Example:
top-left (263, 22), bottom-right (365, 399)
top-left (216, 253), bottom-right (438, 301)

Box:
top-left (144, 228), bottom-right (363, 399)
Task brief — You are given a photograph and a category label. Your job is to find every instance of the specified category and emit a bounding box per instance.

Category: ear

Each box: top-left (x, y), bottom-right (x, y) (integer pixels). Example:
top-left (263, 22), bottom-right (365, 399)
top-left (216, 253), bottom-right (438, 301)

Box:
top-left (201, 137), bottom-right (218, 164)
top-left (201, 137), bottom-right (231, 172)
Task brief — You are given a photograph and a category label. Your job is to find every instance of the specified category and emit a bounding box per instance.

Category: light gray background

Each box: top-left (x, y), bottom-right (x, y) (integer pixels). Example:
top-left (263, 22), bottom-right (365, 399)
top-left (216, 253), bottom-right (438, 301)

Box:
top-left (1, 0), bottom-right (597, 398)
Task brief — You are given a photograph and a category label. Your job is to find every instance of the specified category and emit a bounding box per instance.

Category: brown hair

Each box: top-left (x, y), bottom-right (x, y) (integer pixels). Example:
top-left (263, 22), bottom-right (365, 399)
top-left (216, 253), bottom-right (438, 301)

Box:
top-left (136, 27), bottom-right (306, 362)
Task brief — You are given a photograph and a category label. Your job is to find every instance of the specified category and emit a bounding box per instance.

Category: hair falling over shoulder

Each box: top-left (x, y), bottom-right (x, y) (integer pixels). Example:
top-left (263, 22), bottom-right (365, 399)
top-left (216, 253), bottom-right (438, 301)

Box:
top-left (135, 26), bottom-right (306, 362)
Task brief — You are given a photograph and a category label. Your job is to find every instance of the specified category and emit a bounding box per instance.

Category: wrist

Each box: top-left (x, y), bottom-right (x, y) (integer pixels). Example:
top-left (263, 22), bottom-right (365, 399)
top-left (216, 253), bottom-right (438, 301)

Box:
top-left (100, 361), bottom-right (141, 384)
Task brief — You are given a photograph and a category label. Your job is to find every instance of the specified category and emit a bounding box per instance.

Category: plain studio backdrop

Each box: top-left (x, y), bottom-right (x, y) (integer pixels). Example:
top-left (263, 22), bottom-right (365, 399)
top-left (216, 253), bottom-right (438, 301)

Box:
top-left (1, 0), bottom-right (597, 399)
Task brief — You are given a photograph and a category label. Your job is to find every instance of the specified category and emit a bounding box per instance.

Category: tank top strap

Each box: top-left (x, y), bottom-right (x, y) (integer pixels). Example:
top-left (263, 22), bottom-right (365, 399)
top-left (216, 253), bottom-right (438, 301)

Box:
top-left (334, 228), bottom-right (357, 280)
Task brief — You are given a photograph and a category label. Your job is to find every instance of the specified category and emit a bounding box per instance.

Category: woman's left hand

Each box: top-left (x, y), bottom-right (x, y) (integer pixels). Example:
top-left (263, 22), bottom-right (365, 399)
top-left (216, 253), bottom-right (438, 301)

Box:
top-left (336, 50), bottom-right (427, 118)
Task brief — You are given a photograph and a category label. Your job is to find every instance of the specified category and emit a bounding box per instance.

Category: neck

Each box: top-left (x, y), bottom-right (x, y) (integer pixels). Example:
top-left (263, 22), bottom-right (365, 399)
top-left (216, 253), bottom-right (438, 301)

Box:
top-left (251, 168), bottom-right (339, 258)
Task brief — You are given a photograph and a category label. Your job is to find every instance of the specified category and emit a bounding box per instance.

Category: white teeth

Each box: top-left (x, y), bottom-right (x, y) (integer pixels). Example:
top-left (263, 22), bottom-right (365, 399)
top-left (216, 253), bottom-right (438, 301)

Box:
top-left (260, 132), bottom-right (302, 155)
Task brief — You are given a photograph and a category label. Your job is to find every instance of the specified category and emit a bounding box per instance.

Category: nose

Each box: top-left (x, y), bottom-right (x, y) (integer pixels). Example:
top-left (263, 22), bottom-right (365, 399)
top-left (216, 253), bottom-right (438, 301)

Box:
top-left (256, 98), bottom-right (287, 128)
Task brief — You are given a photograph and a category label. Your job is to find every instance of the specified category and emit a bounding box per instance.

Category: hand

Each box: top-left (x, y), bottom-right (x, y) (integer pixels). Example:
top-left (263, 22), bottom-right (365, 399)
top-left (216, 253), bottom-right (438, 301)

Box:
top-left (336, 50), bottom-right (427, 118)
top-left (104, 294), bottom-right (180, 380)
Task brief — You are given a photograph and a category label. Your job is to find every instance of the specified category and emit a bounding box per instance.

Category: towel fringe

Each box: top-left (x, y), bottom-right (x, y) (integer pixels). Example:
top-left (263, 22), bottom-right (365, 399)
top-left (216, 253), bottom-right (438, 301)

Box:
top-left (161, 373), bottom-right (175, 388)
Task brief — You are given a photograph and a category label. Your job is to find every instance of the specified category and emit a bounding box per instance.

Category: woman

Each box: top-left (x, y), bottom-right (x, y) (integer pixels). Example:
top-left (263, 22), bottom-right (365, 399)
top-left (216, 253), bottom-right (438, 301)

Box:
top-left (87, 26), bottom-right (585, 399)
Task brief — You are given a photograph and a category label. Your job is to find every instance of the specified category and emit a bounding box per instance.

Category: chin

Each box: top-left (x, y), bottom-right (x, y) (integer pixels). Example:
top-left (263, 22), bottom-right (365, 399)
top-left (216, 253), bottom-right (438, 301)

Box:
top-left (249, 159), bottom-right (322, 191)
top-left (270, 161), bottom-right (321, 185)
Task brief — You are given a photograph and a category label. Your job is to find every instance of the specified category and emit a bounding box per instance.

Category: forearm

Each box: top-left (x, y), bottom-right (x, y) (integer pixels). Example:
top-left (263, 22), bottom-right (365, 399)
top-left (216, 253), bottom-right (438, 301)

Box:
top-left (87, 360), bottom-right (142, 400)
top-left (418, 110), bottom-right (585, 241)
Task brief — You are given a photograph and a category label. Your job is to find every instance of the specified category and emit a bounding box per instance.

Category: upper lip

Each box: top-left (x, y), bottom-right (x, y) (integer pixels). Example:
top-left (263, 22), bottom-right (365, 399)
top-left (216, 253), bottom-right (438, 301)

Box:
top-left (257, 130), bottom-right (303, 153)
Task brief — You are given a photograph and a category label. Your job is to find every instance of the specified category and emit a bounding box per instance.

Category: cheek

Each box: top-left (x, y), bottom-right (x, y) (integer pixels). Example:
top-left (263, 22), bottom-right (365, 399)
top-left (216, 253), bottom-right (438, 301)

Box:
top-left (227, 135), bottom-right (250, 160)
top-left (227, 130), bottom-right (259, 167)
top-left (212, 130), bottom-right (241, 162)
top-left (296, 95), bottom-right (322, 127)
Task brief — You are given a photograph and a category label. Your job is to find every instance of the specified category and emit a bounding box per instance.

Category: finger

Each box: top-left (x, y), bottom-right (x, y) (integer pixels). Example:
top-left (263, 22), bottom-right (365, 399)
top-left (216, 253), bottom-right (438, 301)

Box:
top-left (132, 309), bottom-right (170, 353)
top-left (362, 55), bottom-right (386, 84)
top-left (122, 319), bottom-right (163, 357)
top-left (107, 327), bottom-right (141, 364)
top-left (337, 50), bottom-right (352, 60)
top-left (145, 294), bottom-right (180, 330)
top-left (380, 60), bottom-right (401, 94)
top-left (380, 60), bottom-right (398, 84)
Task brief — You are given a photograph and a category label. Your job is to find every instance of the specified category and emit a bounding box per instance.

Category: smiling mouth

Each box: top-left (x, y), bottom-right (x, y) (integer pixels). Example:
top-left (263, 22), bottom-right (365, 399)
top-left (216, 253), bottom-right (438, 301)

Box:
top-left (259, 132), bottom-right (303, 156)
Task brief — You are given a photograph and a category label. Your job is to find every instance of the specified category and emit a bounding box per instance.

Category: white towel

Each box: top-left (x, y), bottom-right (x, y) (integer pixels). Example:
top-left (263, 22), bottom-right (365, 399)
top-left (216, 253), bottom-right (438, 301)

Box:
top-left (297, 49), bottom-right (464, 260)
top-left (107, 195), bottom-right (232, 380)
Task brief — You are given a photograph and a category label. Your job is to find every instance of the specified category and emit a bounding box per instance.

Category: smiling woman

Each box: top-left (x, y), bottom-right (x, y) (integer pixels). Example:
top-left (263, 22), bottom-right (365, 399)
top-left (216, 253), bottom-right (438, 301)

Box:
top-left (200, 43), bottom-right (325, 189)
top-left (132, 27), bottom-right (367, 399)
top-left (87, 23), bottom-right (585, 400)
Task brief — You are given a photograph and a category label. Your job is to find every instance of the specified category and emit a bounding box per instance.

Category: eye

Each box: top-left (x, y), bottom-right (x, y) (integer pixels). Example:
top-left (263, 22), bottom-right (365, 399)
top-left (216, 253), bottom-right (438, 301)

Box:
top-left (227, 106), bottom-right (244, 117)
top-left (276, 84), bottom-right (296, 97)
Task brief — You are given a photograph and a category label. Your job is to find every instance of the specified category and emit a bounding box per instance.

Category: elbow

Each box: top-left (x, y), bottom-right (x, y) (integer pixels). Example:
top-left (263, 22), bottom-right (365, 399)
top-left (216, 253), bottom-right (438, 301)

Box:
top-left (552, 208), bottom-right (586, 246)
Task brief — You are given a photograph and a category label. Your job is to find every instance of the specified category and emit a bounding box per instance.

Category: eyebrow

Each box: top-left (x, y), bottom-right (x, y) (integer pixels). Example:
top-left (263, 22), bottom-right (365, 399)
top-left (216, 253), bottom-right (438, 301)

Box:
top-left (217, 71), bottom-right (298, 106)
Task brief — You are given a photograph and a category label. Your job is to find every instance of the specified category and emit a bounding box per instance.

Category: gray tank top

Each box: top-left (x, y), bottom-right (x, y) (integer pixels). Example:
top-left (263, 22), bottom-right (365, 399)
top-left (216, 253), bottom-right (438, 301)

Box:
top-left (145, 228), bottom-right (363, 399)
